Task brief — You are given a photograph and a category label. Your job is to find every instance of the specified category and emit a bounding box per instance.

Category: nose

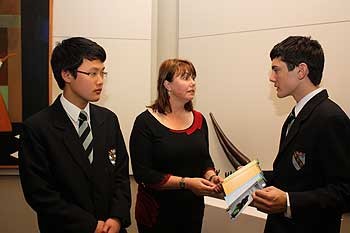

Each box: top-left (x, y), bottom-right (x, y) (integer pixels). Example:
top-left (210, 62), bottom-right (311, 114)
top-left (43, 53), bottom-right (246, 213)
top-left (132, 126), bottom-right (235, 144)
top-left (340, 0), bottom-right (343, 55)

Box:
top-left (96, 73), bottom-right (104, 84)
top-left (269, 71), bottom-right (276, 83)
top-left (190, 77), bottom-right (196, 86)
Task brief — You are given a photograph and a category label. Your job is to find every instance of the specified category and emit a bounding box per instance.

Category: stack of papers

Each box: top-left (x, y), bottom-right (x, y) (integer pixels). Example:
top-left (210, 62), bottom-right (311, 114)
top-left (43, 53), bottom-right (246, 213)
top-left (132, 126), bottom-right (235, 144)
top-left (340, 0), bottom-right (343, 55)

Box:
top-left (222, 160), bottom-right (266, 221)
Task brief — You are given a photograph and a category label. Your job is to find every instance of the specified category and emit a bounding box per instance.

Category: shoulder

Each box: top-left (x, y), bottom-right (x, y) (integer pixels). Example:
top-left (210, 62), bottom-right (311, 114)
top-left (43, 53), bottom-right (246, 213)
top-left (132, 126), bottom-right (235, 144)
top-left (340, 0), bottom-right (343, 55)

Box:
top-left (317, 98), bottom-right (349, 120)
top-left (191, 110), bottom-right (210, 133)
top-left (193, 109), bottom-right (207, 124)
top-left (90, 103), bottom-right (119, 121)
top-left (311, 99), bottom-right (350, 134)
top-left (133, 109), bottom-right (153, 126)
top-left (24, 105), bottom-right (54, 128)
top-left (90, 103), bottom-right (114, 115)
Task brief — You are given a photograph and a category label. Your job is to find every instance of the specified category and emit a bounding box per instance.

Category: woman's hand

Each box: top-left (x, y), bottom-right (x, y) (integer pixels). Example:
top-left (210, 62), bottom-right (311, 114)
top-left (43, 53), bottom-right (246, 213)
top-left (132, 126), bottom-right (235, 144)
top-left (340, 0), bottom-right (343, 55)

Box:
top-left (185, 177), bottom-right (216, 196)
top-left (210, 175), bottom-right (224, 193)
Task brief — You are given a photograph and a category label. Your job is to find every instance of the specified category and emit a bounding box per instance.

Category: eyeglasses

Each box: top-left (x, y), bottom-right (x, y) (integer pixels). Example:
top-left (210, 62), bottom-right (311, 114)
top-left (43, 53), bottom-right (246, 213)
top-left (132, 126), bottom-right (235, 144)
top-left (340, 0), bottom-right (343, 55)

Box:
top-left (77, 70), bottom-right (108, 79)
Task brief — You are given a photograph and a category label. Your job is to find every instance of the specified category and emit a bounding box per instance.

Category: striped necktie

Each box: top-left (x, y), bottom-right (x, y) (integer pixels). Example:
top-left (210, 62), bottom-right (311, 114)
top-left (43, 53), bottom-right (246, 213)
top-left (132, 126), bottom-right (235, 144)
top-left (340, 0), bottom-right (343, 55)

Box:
top-left (78, 110), bottom-right (93, 163)
top-left (285, 108), bottom-right (296, 137)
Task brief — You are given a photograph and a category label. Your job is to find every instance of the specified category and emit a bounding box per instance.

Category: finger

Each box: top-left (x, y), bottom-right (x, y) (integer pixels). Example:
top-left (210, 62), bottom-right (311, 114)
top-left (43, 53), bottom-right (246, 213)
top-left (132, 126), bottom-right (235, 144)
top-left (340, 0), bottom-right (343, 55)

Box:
top-left (106, 227), bottom-right (115, 233)
top-left (252, 192), bottom-right (271, 207)
top-left (213, 176), bottom-right (224, 184)
top-left (252, 200), bottom-right (269, 213)
top-left (201, 178), bottom-right (216, 187)
top-left (102, 223), bottom-right (110, 233)
top-left (254, 189), bottom-right (273, 200)
top-left (202, 186), bottom-right (216, 193)
top-left (213, 186), bottom-right (220, 193)
top-left (214, 184), bottom-right (224, 193)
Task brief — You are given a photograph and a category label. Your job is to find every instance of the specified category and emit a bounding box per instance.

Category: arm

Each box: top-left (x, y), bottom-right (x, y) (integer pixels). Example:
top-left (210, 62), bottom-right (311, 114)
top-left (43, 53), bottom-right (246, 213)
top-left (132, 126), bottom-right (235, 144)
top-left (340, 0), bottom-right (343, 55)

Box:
top-left (108, 115), bottom-right (131, 230)
top-left (129, 114), bottom-right (169, 186)
top-left (290, 115), bottom-right (350, 218)
top-left (19, 122), bottom-right (97, 233)
top-left (253, 114), bottom-right (350, 216)
top-left (201, 116), bottom-right (224, 192)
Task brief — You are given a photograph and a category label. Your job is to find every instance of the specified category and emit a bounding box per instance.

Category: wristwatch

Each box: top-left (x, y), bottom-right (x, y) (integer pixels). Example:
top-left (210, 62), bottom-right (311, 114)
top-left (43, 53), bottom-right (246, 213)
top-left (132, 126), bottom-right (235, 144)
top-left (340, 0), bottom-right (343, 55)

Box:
top-left (179, 177), bottom-right (186, 189)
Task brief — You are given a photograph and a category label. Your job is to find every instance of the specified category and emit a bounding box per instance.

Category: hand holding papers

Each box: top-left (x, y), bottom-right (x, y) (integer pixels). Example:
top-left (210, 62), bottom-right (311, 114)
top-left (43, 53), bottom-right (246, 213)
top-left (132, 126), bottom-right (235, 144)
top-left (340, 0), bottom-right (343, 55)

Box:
top-left (209, 113), bottom-right (266, 220)
top-left (222, 160), bottom-right (266, 221)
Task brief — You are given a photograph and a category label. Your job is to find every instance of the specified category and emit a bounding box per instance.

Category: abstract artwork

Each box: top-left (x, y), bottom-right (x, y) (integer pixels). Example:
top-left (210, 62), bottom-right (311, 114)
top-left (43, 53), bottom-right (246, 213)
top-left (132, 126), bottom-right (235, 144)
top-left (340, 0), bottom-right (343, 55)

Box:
top-left (0, 0), bottom-right (51, 168)
top-left (209, 112), bottom-right (251, 170)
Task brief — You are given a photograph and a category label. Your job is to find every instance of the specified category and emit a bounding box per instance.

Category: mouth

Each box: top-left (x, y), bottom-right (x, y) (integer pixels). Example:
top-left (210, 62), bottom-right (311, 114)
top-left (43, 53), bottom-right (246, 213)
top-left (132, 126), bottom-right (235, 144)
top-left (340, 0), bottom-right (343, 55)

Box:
top-left (94, 89), bottom-right (102, 94)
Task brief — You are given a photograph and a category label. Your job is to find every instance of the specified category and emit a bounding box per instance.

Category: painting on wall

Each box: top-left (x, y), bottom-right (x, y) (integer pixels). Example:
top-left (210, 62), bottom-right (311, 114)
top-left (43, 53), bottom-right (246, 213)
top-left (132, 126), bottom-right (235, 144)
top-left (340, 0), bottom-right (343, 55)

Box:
top-left (0, 0), bottom-right (51, 168)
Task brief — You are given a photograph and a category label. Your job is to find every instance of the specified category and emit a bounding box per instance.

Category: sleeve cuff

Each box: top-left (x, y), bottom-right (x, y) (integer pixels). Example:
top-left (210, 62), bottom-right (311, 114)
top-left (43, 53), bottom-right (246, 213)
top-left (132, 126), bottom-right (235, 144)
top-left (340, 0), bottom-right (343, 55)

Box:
top-left (284, 192), bottom-right (292, 218)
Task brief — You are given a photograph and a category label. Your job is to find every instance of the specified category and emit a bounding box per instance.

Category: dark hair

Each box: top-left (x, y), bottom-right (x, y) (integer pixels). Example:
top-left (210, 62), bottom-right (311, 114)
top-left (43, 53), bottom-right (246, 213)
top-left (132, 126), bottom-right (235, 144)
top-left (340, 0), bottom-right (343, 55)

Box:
top-left (270, 36), bottom-right (324, 85)
top-left (149, 58), bottom-right (196, 114)
top-left (50, 37), bottom-right (106, 89)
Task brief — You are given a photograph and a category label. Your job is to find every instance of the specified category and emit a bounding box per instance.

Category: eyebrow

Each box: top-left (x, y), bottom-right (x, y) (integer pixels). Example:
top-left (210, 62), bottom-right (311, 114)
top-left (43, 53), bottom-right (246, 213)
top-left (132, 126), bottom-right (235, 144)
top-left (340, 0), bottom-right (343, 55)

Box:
top-left (88, 66), bottom-right (105, 71)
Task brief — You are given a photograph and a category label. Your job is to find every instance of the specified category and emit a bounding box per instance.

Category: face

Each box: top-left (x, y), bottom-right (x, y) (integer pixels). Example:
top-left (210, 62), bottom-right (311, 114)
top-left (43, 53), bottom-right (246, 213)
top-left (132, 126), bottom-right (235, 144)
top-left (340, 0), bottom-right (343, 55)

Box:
top-left (165, 70), bottom-right (196, 103)
top-left (62, 58), bottom-right (105, 109)
top-left (269, 58), bottom-right (300, 99)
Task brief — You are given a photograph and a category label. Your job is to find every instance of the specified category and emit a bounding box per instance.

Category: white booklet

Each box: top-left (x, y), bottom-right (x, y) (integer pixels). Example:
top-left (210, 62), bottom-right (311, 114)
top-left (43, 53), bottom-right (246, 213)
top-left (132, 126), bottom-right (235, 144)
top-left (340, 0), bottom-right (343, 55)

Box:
top-left (222, 160), bottom-right (266, 221)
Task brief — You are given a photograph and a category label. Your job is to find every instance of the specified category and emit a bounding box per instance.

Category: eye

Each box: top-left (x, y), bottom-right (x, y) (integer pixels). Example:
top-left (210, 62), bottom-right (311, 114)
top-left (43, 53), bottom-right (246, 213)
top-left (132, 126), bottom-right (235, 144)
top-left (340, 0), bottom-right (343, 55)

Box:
top-left (272, 68), bottom-right (280, 74)
top-left (181, 72), bottom-right (194, 80)
top-left (102, 71), bottom-right (108, 78)
top-left (89, 72), bottom-right (98, 78)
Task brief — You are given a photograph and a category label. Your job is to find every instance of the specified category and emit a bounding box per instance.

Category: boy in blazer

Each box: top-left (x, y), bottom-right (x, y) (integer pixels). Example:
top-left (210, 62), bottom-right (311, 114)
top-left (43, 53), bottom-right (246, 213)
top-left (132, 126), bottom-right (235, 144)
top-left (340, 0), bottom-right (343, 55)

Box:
top-left (252, 36), bottom-right (350, 233)
top-left (19, 37), bottom-right (131, 233)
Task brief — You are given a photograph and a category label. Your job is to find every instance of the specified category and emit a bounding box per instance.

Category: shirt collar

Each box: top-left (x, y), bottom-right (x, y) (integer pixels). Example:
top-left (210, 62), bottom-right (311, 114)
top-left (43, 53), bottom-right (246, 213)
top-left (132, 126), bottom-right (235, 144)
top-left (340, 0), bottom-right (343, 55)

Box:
top-left (60, 94), bottom-right (90, 123)
top-left (294, 87), bottom-right (323, 117)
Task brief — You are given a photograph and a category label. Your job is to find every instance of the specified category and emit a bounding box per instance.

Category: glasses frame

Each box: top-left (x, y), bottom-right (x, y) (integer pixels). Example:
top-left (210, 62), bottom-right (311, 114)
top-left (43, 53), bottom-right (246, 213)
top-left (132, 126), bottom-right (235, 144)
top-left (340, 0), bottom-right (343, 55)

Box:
top-left (76, 70), bottom-right (108, 79)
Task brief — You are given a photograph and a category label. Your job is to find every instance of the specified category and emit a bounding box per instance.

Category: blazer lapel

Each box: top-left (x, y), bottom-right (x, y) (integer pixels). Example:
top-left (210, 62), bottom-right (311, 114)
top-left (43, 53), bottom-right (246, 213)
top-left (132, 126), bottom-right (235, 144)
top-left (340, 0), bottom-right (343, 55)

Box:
top-left (275, 90), bottom-right (329, 165)
top-left (51, 96), bottom-right (92, 179)
top-left (89, 104), bottom-right (106, 166)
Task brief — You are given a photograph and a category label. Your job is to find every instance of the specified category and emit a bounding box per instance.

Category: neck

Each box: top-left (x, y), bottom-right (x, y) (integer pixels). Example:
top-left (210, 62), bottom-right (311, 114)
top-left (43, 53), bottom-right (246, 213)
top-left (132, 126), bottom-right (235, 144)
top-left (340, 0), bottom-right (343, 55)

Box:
top-left (63, 89), bottom-right (88, 110)
top-left (293, 79), bottom-right (318, 103)
top-left (168, 98), bottom-right (188, 114)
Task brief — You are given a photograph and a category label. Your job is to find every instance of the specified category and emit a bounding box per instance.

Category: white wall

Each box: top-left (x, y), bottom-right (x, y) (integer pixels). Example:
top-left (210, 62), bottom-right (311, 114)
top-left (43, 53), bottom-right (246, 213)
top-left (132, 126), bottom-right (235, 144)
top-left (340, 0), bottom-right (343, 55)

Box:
top-left (178, 0), bottom-right (350, 172)
top-left (2, 1), bottom-right (349, 233)
top-left (52, 0), bottom-right (153, 171)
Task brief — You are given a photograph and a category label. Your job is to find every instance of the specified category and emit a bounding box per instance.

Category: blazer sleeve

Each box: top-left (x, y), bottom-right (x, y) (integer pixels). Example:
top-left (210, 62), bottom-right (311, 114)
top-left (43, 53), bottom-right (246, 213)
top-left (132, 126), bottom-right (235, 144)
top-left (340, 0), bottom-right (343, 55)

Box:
top-left (19, 122), bottom-right (97, 233)
top-left (109, 114), bottom-right (131, 228)
top-left (289, 114), bottom-right (350, 218)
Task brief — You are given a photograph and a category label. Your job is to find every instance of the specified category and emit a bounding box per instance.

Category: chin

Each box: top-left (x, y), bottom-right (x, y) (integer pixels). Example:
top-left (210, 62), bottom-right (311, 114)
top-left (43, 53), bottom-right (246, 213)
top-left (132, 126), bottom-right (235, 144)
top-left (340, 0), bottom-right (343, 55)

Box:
top-left (89, 96), bottom-right (101, 102)
top-left (277, 92), bottom-right (288, 98)
top-left (187, 94), bottom-right (195, 100)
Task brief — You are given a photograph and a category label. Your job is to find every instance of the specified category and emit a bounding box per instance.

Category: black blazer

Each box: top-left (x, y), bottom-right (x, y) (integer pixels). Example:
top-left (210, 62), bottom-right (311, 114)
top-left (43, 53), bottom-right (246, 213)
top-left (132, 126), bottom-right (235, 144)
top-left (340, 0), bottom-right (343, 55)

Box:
top-left (19, 96), bottom-right (131, 233)
top-left (265, 90), bottom-right (350, 233)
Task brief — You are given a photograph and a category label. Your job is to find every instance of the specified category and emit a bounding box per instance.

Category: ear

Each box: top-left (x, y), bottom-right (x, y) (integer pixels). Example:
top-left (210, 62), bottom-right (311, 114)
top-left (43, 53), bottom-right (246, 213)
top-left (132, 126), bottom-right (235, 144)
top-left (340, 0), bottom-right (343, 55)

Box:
top-left (163, 80), bottom-right (171, 91)
top-left (297, 63), bottom-right (309, 80)
top-left (61, 70), bottom-right (72, 83)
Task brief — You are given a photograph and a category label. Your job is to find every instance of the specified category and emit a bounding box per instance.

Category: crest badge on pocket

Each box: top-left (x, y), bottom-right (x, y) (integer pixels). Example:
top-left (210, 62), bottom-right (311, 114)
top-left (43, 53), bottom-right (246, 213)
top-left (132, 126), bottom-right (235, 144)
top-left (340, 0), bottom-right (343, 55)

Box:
top-left (108, 148), bottom-right (117, 166)
top-left (292, 151), bottom-right (306, 170)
